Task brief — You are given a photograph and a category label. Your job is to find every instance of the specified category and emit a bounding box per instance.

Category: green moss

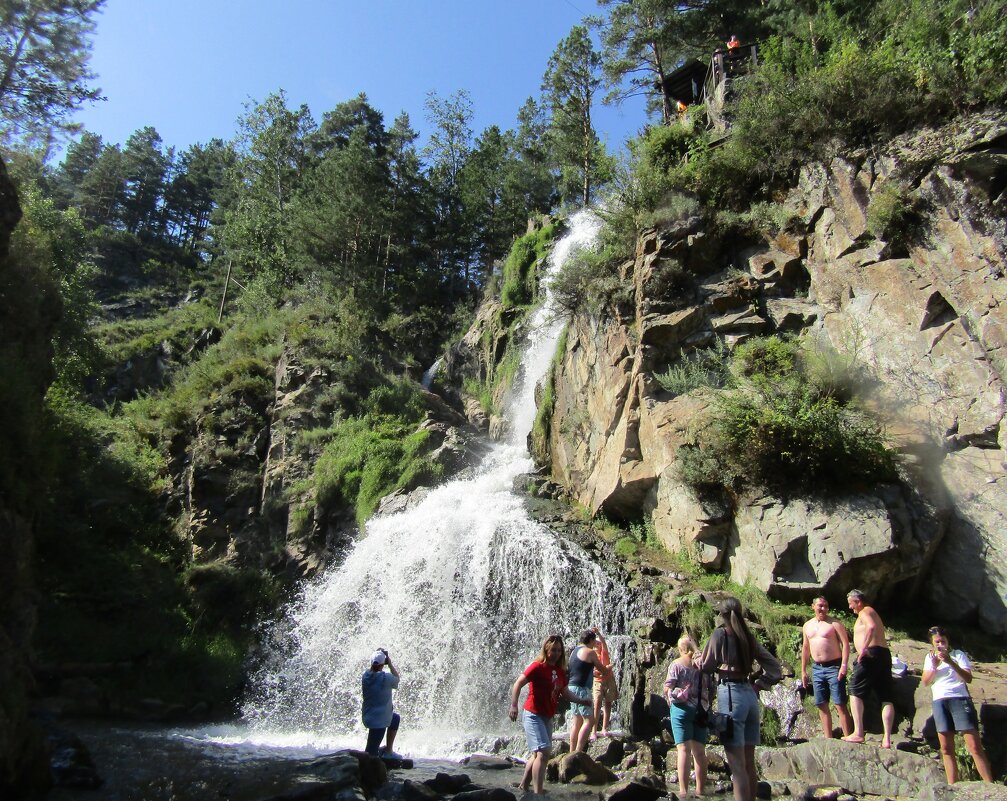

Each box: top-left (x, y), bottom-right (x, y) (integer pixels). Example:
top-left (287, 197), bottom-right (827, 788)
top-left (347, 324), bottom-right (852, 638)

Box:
top-left (500, 221), bottom-right (560, 309)
top-left (531, 325), bottom-right (568, 466)
top-left (312, 381), bottom-right (441, 527)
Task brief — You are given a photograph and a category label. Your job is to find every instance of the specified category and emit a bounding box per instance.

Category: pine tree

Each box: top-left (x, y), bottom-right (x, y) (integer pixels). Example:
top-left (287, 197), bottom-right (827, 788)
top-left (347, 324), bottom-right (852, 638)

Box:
top-left (542, 26), bottom-right (605, 206)
top-left (0, 0), bottom-right (104, 147)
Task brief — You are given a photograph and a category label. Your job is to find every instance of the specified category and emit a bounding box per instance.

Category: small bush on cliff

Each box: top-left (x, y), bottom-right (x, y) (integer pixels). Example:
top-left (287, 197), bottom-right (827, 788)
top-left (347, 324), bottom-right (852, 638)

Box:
top-left (550, 218), bottom-right (635, 316)
top-left (655, 339), bottom-right (731, 396)
top-left (677, 336), bottom-right (896, 494)
top-left (867, 180), bottom-right (921, 252)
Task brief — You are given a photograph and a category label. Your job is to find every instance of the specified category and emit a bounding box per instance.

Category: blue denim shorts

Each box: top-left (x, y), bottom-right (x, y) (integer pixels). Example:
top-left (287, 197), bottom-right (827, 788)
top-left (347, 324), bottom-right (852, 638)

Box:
top-left (568, 684), bottom-right (593, 717)
top-left (932, 696), bottom-right (978, 733)
top-left (670, 703), bottom-right (709, 745)
top-left (717, 681), bottom-right (761, 747)
top-left (522, 710), bottom-right (553, 752)
top-left (812, 661), bottom-right (848, 706)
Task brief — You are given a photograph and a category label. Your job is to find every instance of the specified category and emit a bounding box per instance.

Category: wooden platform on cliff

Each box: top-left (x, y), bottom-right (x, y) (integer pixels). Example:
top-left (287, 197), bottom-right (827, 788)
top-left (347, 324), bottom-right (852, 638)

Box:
top-left (662, 43), bottom-right (759, 134)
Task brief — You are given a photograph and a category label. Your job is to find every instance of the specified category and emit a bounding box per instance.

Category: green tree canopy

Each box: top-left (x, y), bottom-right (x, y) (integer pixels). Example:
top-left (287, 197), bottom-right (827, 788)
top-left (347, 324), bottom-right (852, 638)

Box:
top-left (0, 0), bottom-right (104, 148)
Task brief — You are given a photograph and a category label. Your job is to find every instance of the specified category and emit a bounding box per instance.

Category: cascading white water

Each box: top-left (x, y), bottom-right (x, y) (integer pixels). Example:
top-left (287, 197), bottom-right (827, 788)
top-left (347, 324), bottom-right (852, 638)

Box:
top-left (239, 210), bottom-right (632, 757)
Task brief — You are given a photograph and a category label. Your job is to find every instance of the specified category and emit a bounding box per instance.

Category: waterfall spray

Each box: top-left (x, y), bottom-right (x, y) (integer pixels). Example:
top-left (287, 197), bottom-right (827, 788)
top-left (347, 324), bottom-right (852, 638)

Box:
top-left (240, 210), bottom-right (632, 757)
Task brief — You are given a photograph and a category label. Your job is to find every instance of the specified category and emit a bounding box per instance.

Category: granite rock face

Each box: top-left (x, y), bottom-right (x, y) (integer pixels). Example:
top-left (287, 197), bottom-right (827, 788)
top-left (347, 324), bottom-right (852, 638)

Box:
top-left (543, 112), bottom-right (1007, 630)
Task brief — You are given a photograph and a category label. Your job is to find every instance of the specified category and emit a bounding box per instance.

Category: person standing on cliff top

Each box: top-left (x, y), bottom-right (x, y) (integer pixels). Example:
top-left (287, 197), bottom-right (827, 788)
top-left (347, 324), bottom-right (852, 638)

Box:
top-left (801, 597), bottom-right (853, 738)
top-left (843, 590), bottom-right (895, 748)
top-left (362, 648), bottom-right (401, 758)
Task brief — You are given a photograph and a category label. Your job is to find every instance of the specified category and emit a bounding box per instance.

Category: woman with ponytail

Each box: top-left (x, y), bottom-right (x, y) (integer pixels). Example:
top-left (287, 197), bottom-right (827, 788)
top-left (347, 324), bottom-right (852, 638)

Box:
top-left (699, 597), bottom-right (782, 801)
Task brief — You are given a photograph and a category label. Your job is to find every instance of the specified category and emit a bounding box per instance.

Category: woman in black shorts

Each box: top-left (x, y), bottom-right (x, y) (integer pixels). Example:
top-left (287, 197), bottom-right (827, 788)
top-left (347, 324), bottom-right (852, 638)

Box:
top-left (922, 626), bottom-right (993, 783)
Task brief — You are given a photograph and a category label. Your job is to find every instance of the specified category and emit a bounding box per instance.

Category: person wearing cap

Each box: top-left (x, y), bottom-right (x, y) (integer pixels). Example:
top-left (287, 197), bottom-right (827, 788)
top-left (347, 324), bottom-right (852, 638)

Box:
top-left (362, 648), bottom-right (401, 757)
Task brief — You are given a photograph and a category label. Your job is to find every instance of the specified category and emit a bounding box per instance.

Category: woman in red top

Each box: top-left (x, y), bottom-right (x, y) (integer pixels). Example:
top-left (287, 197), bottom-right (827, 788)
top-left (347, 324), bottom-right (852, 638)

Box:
top-left (508, 634), bottom-right (585, 794)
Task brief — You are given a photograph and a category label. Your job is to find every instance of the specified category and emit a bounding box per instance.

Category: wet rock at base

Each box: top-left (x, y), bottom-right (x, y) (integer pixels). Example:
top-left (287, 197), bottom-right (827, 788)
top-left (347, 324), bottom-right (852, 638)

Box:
top-left (459, 755), bottom-right (516, 770)
top-left (587, 737), bottom-right (626, 766)
top-left (48, 726), bottom-right (103, 790)
top-left (402, 779), bottom-right (442, 801)
top-left (556, 751), bottom-right (618, 784)
top-left (423, 772), bottom-right (473, 794)
top-left (602, 778), bottom-right (667, 801)
top-left (452, 788), bottom-right (518, 801)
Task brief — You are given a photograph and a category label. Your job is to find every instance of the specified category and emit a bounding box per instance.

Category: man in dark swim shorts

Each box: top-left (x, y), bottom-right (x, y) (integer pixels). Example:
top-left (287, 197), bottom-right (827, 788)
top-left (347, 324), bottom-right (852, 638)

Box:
top-left (844, 590), bottom-right (895, 748)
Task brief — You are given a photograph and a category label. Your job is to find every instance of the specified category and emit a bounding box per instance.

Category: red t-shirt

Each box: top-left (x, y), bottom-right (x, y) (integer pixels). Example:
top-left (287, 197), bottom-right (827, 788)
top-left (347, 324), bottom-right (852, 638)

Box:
top-left (523, 660), bottom-right (567, 718)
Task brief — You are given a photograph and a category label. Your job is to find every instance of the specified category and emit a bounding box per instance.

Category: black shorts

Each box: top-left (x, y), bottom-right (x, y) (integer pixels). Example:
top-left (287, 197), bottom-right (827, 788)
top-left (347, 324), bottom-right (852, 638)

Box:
top-left (849, 646), bottom-right (894, 703)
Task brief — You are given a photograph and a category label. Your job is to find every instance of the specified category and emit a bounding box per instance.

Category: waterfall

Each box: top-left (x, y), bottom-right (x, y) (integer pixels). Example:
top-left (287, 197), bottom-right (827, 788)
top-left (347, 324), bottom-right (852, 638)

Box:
top-left (240, 210), bottom-right (632, 757)
top-left (421, 357), bottom-right (443, 389)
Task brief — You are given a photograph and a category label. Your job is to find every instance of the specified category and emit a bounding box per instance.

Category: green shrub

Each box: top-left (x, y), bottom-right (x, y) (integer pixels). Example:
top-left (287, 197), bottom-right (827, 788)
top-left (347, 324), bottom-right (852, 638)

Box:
top-left (614, 536), bottom-right (639, 559)
top-left (184, 561), bottom-right (284, 632)
top-left (678, 594), bottom-right (717, 643)
top-left (867, 180), bottom-right (920, 251)
top-left (677, 336), bottom-right (896, 493)
top-left (531, 326), bottom-right (568, 465)
top-left (655, 340), bottom-right (731, 396)
top-left (761, 708), bottom-right (783, 746)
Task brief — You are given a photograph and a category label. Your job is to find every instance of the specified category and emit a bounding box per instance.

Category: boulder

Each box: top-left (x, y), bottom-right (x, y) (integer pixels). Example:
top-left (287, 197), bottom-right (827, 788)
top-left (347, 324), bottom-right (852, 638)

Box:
top-left (765, 298), bottom-right (819, 331)
top-left (555, 751), bottom-right (618, 784)
top-left (649, 479), bottom-right (731, 569)
top-left (587, 736), bottom-right (626, 766)
top-left (458, 755), bottom-right (514, 771)
top-left (918, 781), bottom-right (1007, 801)
top-left (423, 773), bottom-right (472, 794)
top-left (402, 780), bottom-right (441, 801)
top-left (757, 739), bottom-right (945, 797)
top-left (47, 727), bottom-right (103, 790)
top-left (727, 489), bottom-right (942, 603)
top-left (451, 790), bottom-right (516, 801)
top-left (603, 778), bottom-right (666, 801)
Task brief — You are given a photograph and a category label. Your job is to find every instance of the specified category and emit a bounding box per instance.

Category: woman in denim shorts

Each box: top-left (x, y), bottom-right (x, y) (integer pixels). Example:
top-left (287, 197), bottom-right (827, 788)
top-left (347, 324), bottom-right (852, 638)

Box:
top-left (922, 626), bottom-right (993, 783)
top-left (664, 636), bottom-right (709, 797)
top-left (508, 635), bottom-right (589, 795)
top-left (699, 598), bottom-right (782, 801)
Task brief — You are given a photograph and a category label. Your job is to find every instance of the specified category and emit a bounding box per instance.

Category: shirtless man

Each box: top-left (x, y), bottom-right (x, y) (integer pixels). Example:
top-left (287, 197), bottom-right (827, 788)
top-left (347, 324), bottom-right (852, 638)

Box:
top-left (844, 589), bottom-right (895, 747)
top-left (800, 597), bottom-right (853, 738)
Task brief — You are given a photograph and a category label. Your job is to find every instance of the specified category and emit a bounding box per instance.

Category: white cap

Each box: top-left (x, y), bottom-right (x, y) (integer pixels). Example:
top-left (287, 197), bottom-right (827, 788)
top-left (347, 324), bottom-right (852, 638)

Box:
top-left (371, 650), bottom-right (387, 665)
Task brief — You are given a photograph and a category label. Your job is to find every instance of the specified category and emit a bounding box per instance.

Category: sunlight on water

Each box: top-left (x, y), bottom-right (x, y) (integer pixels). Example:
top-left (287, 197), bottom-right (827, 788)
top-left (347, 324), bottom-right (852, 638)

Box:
top-left (205, 211), bottom-right (631, 759)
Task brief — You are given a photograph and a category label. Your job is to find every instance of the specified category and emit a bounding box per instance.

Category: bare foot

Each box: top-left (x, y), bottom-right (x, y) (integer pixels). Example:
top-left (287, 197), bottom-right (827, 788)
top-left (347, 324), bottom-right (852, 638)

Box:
top-left (881, 739), bottom-right (892, 749)
top-left (842, 734), bottom-right (865, 743)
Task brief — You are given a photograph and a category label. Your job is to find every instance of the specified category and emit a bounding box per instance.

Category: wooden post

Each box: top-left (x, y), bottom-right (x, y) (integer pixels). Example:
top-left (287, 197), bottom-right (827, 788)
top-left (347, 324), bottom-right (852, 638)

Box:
top-left (217, 257), bottom-right (233, 323)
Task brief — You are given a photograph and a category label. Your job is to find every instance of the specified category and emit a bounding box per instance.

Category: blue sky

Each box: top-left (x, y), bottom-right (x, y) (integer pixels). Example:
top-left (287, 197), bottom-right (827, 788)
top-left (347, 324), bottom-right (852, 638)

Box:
top-left (72, 0), bottom-right (650, 158)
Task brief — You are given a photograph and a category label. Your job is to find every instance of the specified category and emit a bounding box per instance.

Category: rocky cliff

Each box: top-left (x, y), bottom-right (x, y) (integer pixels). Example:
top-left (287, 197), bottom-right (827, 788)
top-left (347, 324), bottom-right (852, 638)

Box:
top-left (0, 158), bottom-right (59, 797)
top-left (531, 113), bottom-right (1005, 632)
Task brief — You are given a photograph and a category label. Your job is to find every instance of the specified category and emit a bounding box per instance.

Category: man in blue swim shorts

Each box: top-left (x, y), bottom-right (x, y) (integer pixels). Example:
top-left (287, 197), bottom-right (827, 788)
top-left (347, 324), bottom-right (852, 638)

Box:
top-left (800, 597), bottom-right (853, 738)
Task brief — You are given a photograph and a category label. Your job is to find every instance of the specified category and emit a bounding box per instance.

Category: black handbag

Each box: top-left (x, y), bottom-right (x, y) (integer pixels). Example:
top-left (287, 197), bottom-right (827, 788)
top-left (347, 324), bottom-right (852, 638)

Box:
top-left (698, 672), bottom-right (734, 741)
